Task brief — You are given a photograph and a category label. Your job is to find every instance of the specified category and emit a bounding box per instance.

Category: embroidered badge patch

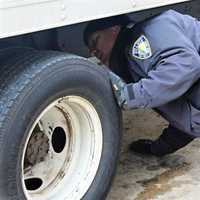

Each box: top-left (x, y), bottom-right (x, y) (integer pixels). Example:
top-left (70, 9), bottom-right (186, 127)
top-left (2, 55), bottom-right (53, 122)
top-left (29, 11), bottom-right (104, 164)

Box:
top-left (131, 35), bottom-right (152, 60)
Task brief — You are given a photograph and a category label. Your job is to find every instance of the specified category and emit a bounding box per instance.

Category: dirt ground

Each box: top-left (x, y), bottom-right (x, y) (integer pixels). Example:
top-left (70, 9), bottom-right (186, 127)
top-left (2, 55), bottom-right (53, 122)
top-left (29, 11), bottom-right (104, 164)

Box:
top-left (107, 109), bottom-right (200, 200)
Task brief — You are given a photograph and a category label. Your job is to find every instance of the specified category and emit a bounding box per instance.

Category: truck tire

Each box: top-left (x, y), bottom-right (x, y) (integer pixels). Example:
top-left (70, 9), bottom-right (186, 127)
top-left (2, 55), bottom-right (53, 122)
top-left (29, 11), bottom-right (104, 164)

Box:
top-left (0, 48), bottom-right (122, 200)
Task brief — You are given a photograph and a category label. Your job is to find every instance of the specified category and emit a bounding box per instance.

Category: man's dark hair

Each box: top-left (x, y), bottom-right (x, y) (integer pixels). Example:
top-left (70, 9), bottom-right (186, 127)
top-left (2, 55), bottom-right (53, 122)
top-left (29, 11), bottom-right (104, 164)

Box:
top-left (83, 15), bottom-right (131, 46)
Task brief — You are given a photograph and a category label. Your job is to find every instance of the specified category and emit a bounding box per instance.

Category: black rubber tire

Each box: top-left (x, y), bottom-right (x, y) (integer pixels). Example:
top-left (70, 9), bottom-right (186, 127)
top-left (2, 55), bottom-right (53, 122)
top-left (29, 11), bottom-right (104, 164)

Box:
top-left (0, 48), bottom-right (122, 200)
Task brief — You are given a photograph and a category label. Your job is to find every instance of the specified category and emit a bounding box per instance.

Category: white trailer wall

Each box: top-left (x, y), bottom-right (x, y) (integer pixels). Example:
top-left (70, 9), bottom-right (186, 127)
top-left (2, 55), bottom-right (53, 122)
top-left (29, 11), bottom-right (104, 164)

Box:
top-left (0, 0), bottom-right (190, 38)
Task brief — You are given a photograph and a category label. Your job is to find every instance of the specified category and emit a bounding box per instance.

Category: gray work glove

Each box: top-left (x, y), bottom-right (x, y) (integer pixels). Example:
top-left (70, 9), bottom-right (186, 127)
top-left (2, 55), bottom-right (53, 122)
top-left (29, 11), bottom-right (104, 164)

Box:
top-left (108, 71), bottom-right (128, 110)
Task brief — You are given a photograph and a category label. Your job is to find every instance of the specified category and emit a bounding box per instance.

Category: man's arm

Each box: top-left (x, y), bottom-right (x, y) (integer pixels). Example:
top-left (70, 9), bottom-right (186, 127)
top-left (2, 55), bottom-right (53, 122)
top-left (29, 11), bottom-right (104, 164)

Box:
top-left (110, 47), bottom-right (200, 109)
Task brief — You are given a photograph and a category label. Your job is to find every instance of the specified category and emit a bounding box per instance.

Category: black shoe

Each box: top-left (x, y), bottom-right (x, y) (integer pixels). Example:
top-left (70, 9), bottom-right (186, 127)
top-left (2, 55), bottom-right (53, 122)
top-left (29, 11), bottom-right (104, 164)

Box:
top-left (129, 139), bottom-right (154, 156)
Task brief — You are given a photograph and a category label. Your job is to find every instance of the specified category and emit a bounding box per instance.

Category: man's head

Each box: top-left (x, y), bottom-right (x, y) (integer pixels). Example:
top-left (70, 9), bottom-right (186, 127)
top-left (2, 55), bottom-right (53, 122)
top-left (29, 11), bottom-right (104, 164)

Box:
top-left (84, 15), bottom-right (130, 65)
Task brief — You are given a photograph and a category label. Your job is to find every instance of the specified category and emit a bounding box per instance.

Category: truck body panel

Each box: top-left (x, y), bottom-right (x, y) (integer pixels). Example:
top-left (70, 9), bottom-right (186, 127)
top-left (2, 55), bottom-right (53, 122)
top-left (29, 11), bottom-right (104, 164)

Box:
top-left (0, 0), bottom-right (190, 38)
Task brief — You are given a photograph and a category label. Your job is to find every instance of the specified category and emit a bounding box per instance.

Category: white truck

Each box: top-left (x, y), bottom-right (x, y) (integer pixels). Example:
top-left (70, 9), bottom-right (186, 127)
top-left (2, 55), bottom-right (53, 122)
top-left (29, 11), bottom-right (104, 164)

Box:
top-left (0, 0), bottom-right (199, 199)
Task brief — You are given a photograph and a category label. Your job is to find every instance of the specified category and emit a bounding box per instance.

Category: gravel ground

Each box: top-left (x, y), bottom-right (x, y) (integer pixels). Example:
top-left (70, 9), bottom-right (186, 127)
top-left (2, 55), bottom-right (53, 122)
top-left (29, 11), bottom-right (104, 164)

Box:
top-left (107, 109), bottom-right (200, 200)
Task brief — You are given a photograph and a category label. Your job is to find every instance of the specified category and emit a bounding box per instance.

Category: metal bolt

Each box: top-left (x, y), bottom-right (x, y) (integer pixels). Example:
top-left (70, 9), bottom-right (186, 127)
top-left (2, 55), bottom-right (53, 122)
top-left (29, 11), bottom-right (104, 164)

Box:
top-left (61, 14), bottom-right (66, 20)
top-left (61, 4), bottom-right (66, 10)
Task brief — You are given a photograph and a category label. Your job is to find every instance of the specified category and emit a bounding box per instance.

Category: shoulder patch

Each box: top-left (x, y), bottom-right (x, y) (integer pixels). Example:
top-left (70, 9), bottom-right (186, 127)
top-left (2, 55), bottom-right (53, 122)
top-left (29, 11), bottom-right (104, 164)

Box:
top-left (131, 35), bottom-right (152, 60)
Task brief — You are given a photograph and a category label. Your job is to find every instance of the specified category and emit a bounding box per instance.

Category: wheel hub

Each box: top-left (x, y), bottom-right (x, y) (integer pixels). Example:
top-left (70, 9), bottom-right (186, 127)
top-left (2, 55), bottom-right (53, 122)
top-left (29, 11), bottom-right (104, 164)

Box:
top-left (22, 96), bottom-right (103, 200)
top-left (25, 130), bottom-right (49, 168)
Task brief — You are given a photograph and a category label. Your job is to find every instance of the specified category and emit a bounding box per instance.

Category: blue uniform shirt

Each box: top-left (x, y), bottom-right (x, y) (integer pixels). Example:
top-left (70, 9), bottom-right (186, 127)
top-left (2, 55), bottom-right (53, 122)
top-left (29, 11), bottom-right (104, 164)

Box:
top-left (125, 10), bottom-right (200, 137)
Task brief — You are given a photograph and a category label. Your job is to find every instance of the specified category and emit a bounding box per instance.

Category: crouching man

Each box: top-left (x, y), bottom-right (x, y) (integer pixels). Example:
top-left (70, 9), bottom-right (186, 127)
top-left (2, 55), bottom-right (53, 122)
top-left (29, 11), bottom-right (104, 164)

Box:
top-left (84, 10), bottom-right (200, 157)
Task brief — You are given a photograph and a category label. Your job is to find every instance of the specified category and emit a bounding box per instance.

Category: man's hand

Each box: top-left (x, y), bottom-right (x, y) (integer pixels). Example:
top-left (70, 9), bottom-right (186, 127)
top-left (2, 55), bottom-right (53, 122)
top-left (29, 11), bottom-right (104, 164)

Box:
top-left (108, 71), bottom-right (128, 109)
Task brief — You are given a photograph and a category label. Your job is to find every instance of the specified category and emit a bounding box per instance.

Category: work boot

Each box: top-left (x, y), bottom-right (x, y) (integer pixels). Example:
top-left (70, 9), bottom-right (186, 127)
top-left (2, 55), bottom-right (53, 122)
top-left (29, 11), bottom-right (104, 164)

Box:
top-left (129, 139), bottom-right (173, 157)
top-left (129, 139), bottom-right (154, 156)
top-left (129, 125), bottom-right (195, 157)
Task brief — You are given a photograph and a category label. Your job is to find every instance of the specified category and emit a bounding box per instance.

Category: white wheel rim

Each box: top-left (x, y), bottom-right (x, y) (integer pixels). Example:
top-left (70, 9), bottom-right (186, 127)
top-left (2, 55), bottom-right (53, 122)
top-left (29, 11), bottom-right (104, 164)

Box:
top-left (21, 96), bottom-right (103, 200)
